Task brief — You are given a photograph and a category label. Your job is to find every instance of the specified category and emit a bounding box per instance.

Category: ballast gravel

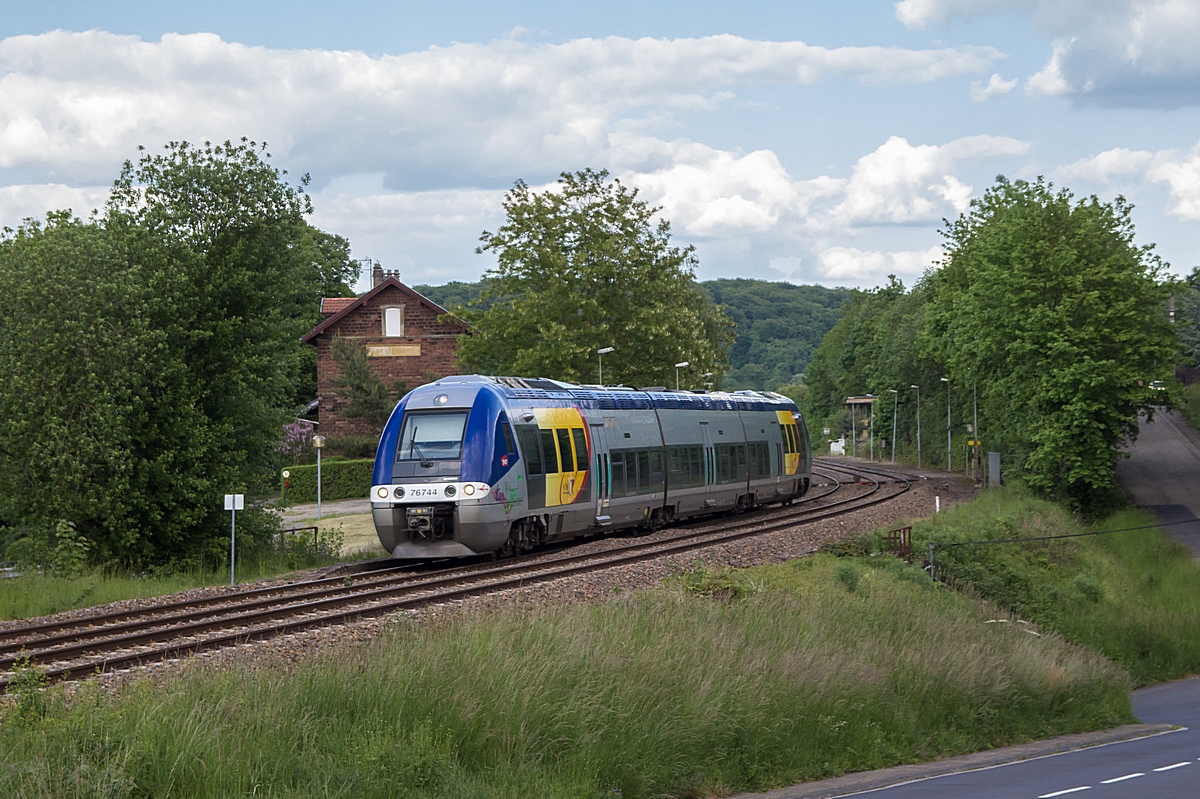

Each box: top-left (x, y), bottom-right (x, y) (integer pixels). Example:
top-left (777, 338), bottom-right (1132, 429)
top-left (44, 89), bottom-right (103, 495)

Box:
top-left (9, 460), bottom-right (979, 697)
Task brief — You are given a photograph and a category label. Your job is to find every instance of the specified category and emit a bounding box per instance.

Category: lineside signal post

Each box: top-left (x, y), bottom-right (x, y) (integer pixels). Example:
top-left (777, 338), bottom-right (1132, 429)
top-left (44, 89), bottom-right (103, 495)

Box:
top-left (225, 493), bottom-right (244, 585)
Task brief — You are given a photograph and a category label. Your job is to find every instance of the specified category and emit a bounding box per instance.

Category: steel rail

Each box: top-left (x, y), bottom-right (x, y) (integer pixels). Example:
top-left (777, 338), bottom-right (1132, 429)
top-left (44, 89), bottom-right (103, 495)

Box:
top-left (0, 468), bottom-right (852, 668)
top-left (0, 467), bottom-right (847, 652)
top-left (1, 465), bottom-right (908, 690)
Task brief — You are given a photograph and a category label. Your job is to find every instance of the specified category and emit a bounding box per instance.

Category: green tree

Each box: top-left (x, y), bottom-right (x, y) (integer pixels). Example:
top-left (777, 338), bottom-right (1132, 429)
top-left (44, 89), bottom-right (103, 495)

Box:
top-left (0, 140), bottom-right (359, 567)
top-left (330, 334), bottom-right (409, 434)
top-left (455, 169), bottom-right (734, 388)
top-left (0, 213), bottom-right (212, 564)
top-left (1176, 267), bottom-right (1200, 367)
top-left (925, 177), bottom-right (1176, 513)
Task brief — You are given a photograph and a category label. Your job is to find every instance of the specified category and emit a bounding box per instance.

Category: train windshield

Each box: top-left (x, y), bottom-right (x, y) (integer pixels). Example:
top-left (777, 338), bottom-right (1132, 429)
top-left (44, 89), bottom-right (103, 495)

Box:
top-left (395, 412), bottom-right (469, 462)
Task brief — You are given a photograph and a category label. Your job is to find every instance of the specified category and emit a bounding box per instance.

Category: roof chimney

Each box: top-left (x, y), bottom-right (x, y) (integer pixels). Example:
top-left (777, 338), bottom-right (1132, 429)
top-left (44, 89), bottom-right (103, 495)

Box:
top-left (372, 261), bottom-right (384, 288)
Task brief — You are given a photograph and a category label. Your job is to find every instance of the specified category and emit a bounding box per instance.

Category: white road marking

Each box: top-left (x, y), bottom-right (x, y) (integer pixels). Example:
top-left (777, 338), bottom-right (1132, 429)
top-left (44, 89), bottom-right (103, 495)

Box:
top-left (1100, 773), bottom-right (1144, 783)
top-left (1038, 788), bottom-right (1091, 798)
top-left (1153, 762), bottom-right (1191, 771)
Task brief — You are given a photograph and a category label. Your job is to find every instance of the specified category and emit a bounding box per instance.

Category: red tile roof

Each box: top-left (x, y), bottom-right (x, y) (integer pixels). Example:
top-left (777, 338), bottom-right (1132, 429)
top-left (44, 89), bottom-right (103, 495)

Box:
top-left (320, 297), bottom-right (355, 316)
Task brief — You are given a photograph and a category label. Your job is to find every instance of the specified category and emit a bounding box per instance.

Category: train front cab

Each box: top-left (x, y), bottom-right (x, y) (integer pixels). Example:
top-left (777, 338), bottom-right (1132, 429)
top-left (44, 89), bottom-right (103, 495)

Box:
top-left (371, 380), bottom-right (522, 558)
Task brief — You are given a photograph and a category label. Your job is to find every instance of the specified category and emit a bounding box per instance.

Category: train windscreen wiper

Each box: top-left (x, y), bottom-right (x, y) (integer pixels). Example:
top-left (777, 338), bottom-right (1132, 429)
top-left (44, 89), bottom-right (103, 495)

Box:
top-left (409, 427), bottom-right (433, 468)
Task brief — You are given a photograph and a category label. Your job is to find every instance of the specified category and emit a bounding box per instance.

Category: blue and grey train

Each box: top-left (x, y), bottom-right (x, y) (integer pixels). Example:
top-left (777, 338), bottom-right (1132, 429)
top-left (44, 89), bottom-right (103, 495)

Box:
top-left (370, 375), bottom-right (812, 558)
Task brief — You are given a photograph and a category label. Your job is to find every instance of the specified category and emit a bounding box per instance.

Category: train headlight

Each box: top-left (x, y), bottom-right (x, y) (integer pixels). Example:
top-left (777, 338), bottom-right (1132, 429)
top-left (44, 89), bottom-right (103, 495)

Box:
top-left (463, 484), bottom-right (475, 496)
top-left (394, 486), bottom-right (405, 499)
top-left (376, 487), bottom-right (389, 499)
top-left (445, 485), bottom-right (457, 497)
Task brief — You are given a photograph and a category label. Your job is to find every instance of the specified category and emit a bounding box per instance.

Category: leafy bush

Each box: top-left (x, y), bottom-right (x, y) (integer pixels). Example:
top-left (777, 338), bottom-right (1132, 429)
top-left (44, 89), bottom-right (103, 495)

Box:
top-left (282, 458), bottom-right (373, 504)
top-left (819, 533), bottom-right (873, 558)
top-left (673, 562), bottom-right (762, 600)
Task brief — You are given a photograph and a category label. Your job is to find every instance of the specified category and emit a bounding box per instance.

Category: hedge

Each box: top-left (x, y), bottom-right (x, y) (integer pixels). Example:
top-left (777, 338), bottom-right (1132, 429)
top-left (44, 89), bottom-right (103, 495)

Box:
top-left (281, 458), bottom-right (374, 504)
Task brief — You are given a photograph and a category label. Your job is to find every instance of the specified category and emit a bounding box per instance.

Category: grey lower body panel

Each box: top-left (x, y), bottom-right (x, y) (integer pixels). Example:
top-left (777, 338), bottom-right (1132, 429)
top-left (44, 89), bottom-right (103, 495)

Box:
top-left (373, 503), bottom-right (512, 558)
top-left (392, 539), bottom-right (478, 558)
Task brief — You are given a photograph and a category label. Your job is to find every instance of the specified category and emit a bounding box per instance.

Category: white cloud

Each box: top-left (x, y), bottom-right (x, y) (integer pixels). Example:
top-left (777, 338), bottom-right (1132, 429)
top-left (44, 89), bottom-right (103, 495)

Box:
top-left (617, 137), bottom-right (845, 238)
top-left (895, 0), bottom-right (1030, 30)
top-left (1055, 147), bottom-right (1153, 183)
top-left (1026, 39), bottom-right (1075, 97)
top-left (308, 183), bottom-right (508, 287)
top-left (831, 135), bottom-right (1029, 226)
top-left (0, 183), bottom-right (111, 229)
top-left (0, 30), bottom-right (1000, 186)
top-left (969, 73), bottom-right (1018, 101)
top-left (817, 245), bottom-right (942, 282)
top-left (897, 1), bottom-right (1200, 106)
top-left (1148, 144), bottom-right (1200, 220)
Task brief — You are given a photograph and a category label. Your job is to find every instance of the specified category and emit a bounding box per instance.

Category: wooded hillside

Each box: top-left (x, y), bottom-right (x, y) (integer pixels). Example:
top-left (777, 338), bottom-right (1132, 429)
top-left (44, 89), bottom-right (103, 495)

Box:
top-left (414, 278), bottom-right (849, 390)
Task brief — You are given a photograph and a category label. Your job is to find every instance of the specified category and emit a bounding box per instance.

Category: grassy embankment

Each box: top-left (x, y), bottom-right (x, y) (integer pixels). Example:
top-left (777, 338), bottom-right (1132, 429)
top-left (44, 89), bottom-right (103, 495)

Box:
top-left (2, 548), bottom-right (1130, 798)
top-left (884, 486), bottom-right (1200, 686)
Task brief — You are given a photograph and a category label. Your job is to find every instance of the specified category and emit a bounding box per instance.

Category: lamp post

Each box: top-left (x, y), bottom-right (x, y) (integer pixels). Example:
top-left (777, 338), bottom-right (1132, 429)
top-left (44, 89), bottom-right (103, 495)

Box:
top-left (675, 361), bottom-right (690, 391)
top-left (940, 377), bottom-right (951, 471)
top-left (597, 347), bottom-right (614, 386)
top-left (888, 389), bottom-right (898, 463)
top-left (312, 435), bottom-right (326, 519)
top-left (869, 397), bottom-right (875, 462)
top-left (973, 383), bottom-right (979, 480)
top-left (910, 385), bottom-right (921, 469)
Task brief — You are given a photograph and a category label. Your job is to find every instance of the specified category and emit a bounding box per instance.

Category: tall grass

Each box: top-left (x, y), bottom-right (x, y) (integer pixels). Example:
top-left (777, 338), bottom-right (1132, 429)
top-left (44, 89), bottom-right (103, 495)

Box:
top-left (901, 486), bottom-right (1200, 685)
top-left (0, 556), bottom-right (1130, 798)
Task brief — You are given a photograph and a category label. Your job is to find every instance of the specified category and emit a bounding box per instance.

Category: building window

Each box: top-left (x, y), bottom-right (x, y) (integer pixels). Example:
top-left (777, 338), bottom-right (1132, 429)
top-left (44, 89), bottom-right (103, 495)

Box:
top-left (382, 306), bottom-right (404, 337)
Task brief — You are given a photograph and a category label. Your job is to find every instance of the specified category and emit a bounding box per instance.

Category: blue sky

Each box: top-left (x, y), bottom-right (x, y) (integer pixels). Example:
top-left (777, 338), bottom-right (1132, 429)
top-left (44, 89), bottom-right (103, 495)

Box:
top-left (3, 0), bottom-right (1200, 290)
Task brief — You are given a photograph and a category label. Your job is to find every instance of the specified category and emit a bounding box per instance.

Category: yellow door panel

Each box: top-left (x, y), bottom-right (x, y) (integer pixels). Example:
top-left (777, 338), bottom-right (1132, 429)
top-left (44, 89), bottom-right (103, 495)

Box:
top-left (533, 409), bottom-right (590, 506)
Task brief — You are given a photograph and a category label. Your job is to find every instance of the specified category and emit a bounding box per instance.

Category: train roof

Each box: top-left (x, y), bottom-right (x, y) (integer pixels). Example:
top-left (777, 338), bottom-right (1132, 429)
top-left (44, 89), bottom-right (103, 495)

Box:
top-left (426, 375), bottom-right (800, 413)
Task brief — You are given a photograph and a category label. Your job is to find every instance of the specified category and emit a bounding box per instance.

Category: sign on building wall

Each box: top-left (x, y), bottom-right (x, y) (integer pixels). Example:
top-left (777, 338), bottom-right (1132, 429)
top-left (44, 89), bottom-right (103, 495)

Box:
top-left (366, 344), bottom-right (422, 357)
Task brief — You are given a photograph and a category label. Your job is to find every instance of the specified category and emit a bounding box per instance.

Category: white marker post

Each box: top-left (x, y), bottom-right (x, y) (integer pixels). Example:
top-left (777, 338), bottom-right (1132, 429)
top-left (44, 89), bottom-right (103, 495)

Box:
top-left (224, 493), bottom-right (244, 585)
top-left (312, 435), bottom-right (326, 519)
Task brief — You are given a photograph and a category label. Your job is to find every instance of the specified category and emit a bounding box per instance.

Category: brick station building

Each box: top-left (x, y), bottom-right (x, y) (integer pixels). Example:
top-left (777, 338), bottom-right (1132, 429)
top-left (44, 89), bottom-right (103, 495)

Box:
top-left (302, 263), bottom-right (468, 438)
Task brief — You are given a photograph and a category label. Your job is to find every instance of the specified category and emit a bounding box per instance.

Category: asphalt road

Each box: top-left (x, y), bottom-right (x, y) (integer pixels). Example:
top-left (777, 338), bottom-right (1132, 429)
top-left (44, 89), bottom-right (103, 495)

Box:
top-left (1114, 409), bottom-right (1200, 554)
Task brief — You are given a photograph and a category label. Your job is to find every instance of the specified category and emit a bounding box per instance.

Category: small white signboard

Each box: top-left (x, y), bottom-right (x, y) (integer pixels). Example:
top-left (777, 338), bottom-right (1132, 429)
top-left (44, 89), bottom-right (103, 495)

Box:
top-left (224, 494), bottom-right (244, 511)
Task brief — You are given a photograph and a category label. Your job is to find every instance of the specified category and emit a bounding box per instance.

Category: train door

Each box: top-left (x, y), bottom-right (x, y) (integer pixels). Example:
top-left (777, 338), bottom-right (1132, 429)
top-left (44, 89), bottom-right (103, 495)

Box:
top-left (700, 421), bottom-right (717, 508)
top-left (590, 421), bottom-right (612, 525)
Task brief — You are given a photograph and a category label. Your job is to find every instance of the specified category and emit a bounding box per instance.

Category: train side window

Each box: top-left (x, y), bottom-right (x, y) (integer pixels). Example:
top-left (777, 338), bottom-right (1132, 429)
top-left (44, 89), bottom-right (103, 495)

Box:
top-left (517, 426), bottom-right (543, 475)
top-left (638, 451), bottom-right (650, 491)
top-left (540, 429), bottom-right (559, 474)
top-left (692, 446), bottom-right (703, 486)
top-left (650, 450), bottom-right (663, 486)
top-left (571, 428), bottom-right (588, 471)
top-left (556, 428), bottom-right (573, 473)
top-left (611, 452), bottom-right (625, 495)
top-left (501, 422), bottom-right (516, 454)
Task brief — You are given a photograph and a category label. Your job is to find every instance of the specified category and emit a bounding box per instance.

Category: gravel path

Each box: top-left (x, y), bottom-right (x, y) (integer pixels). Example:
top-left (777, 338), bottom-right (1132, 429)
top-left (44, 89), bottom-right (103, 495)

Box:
top-left (18, 460), bottom-right (979, 695)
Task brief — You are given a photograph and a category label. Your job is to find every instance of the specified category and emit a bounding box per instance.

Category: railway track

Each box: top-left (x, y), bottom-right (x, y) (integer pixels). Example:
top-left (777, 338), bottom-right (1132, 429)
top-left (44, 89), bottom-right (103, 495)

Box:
top-left (0, 460), bottom-right (915, 690)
